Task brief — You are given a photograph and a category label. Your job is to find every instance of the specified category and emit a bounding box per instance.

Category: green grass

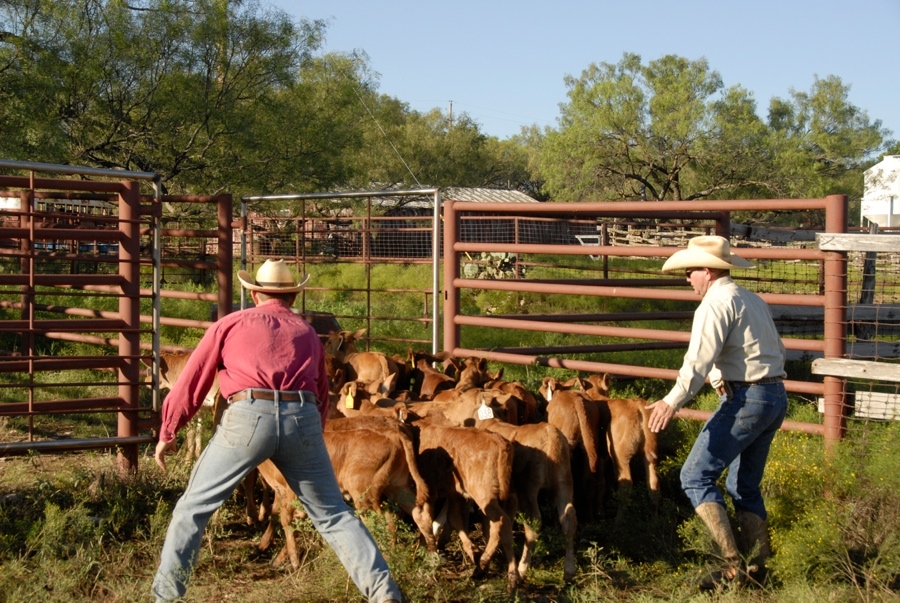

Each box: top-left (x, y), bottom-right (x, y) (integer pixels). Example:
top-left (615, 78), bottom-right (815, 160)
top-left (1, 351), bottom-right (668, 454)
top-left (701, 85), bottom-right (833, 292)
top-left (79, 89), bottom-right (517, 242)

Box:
top-left (0, 410), bottom-right (897, 602)
top-left (2, 260), bottom-right (899, 601)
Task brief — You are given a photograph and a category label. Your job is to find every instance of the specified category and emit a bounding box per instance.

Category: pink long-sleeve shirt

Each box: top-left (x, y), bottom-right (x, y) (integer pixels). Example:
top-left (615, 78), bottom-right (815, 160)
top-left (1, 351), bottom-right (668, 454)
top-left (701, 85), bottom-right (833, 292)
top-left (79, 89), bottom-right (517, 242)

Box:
top-left (158, 298), bottom-right (330, 443)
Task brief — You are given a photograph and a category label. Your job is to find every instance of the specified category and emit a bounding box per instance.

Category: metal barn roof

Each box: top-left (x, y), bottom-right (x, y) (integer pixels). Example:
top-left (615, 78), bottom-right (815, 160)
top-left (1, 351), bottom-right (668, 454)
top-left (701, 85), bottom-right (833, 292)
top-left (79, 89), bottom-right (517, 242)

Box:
top-left (441, 187), bottom-right (539, 203)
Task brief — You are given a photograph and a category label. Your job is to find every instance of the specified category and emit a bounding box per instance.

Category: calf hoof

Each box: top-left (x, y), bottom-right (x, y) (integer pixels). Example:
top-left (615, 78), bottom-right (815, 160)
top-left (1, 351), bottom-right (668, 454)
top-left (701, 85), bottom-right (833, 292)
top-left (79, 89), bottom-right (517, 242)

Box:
top-left (506, 570), bottom-right (521, 592)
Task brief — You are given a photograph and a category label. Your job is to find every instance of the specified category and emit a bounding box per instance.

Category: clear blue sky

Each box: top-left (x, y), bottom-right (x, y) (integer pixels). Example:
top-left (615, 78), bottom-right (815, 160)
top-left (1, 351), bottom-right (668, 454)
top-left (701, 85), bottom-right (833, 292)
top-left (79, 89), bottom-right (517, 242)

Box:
top-left (271, 0), bottom-right (899, 145)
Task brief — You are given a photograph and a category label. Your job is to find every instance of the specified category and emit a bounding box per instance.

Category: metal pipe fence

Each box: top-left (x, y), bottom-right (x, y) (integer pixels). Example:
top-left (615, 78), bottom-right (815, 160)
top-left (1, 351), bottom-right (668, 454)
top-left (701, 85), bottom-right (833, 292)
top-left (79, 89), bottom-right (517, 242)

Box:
top-left (442, 195), bottom-right (868, 449)
top-left (0, 161), bottom-right (233, 475)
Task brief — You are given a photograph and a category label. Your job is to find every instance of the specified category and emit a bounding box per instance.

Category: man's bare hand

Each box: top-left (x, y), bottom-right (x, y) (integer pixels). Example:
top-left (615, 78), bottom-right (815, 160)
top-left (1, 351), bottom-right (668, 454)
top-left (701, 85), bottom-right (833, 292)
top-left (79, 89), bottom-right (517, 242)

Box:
top-left (155, 439), bottom-right (177, 471)
top-left (646, 400), bottom-right (676, 434)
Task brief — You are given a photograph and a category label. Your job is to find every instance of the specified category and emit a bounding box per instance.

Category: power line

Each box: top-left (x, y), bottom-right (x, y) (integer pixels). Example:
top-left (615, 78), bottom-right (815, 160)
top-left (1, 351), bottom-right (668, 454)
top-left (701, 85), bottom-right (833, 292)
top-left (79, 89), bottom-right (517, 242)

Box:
top-left (330, 56), bottom-right (422, 187)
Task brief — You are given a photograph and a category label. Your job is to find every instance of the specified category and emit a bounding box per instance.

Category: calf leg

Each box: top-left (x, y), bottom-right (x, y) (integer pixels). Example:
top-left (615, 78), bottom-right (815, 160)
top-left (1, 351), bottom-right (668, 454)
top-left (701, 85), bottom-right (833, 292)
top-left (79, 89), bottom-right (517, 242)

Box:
top-left (557, 497), bottom-right (578, 582)
top-left (256, 461), bottom-right (301, 569)
top-left (477, 501), bottom-right (519, 591)
top-left (515, 490), bottom-right (540, 580)
top-left (445, 497), bottom-right (480, 568)
top-left (644, 450), bottom-right (661, 514)
top-left (612, 455), bottom-right (634, 526)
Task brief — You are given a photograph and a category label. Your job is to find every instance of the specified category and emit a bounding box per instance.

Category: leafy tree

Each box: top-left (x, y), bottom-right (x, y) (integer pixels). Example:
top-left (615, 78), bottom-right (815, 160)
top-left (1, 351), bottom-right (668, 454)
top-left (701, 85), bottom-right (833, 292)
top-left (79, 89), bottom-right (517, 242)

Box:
top-left (347, 104), bottom-right (517, 190)
top-left (766, 76), bottom-right (892, 224)
top-left (1, 1), bottom-right (531, 208)
top-left (534, 53), bottom-right (892, 213)
top-left (0, 0), bottom-right (74, 162)
top-left (0, 0), bottom-right (333, 196)
top-left (342, 97), bottom-right (535, 197)
top-left (226, 51), bottom-right (376, 196)
top-left (537, 53), bottom-right (771, 201)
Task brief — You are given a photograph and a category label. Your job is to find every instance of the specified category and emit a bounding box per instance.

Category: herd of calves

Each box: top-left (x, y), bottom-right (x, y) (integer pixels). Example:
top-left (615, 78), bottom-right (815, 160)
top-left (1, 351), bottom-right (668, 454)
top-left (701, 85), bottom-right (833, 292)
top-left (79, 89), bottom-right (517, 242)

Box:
top-left (154, 328), bottom-right (661, 590)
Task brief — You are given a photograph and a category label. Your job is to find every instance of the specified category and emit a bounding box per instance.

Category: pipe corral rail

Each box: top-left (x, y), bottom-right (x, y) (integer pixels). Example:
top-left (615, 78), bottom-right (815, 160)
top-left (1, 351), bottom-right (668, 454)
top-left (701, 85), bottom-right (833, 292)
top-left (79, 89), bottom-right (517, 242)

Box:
top-left (0, 160), bottom-right (235, 475)
top-left (442, 195), bottom-right (849, 449)
top-left (0, 160), bottom-right (160, 474)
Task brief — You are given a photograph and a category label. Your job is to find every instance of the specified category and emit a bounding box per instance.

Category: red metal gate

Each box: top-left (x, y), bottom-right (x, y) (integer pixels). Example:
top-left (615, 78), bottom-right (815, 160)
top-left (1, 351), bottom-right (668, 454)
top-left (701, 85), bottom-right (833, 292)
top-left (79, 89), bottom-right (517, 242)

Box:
top-left (442, 195), bottom-right (850, 448)
top-left (0, 161), bottom-right (234, 475)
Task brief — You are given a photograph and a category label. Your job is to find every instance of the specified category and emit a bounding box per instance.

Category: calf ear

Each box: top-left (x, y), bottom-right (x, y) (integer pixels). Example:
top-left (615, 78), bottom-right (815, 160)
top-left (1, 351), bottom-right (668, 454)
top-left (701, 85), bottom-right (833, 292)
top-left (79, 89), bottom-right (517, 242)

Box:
top-left (599, 373), bottom-right (611, 392)
top-left (329, 368), bottom-right (345, 392)
top-left (380, 372), bottom-right (397, 395)
top-left (444, 357), bottom-right (461, 378)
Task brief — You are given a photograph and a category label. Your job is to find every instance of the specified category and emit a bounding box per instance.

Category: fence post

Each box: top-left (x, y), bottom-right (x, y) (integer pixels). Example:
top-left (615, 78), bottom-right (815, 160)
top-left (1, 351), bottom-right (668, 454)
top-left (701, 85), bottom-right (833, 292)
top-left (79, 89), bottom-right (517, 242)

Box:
top-left (117, 180), bottom-right (141, 475)
top-left (822, 194), bottom-right (849, 452)
top-left (443, 198), bottom-right (459, 352)
top-left (217, 194), bottom-right (233, 322)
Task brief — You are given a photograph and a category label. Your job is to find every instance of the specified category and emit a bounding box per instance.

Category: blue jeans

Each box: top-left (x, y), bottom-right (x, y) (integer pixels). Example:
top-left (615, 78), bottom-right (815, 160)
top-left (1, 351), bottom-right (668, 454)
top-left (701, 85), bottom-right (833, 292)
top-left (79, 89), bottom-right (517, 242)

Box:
top-left (680, 381), bottom-right (787, 519)
top-left (152, 393), bottom-right (401, 603)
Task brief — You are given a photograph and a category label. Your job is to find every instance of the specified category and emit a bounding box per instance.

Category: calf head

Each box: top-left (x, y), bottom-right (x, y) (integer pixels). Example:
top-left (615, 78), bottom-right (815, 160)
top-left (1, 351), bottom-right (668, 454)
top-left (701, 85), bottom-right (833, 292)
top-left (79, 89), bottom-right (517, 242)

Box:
top-left (324, 328), bottom-right (367, 357)
top-left (581, 373), bottom-right (611, 400)
top-left (140, 350), bottom-right (192, 390)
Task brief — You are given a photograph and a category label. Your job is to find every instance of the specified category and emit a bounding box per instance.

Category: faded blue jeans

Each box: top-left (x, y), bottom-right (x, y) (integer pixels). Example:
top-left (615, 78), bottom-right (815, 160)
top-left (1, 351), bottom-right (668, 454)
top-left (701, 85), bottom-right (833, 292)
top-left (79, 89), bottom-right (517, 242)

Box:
top-left (680, 381), bottom-right (787, 519)
top-left (152, 392), bottom-right (401, 603)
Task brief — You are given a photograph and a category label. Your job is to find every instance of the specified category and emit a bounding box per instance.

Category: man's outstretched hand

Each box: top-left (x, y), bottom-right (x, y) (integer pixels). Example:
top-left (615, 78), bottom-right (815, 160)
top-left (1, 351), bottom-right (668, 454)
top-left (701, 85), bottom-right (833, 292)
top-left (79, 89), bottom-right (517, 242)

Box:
top-left (646, 399), bottom-right (676, 433)
top-left (155, 438), bottom-right (177, 471)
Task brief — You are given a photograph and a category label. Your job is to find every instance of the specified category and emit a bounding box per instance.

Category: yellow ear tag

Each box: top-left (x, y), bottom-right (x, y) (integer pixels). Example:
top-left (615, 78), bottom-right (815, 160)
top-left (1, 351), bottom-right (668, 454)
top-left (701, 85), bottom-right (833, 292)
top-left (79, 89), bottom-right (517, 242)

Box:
top-left (345, 393), bottom-right (354, 408)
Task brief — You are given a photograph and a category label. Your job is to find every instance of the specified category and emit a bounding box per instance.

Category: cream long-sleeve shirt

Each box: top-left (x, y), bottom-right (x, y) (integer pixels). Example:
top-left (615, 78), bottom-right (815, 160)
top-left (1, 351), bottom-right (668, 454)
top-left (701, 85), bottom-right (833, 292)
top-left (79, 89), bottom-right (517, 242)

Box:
top-left (663, 276), bottom-right (786, 411)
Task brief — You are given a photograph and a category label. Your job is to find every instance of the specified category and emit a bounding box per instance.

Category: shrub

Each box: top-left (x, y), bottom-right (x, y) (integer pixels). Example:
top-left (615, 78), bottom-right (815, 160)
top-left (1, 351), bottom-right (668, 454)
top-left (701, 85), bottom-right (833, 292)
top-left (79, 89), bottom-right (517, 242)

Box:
top-left (771, 423), bottom-right (900, 595)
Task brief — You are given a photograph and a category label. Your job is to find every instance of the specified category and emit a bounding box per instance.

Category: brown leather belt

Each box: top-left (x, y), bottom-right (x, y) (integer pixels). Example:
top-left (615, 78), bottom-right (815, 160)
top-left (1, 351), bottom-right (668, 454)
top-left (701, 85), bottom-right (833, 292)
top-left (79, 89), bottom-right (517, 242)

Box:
top-left (715, 377), bottom-right (783, 397)
top-left (228, 388), bottom-right (318, 406)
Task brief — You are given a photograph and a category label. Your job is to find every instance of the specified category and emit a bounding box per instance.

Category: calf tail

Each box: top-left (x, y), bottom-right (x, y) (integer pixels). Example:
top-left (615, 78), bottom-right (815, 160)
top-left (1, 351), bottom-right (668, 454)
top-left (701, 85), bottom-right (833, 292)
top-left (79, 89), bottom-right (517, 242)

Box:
top-left (574, 395), bottom-right (600, 473)
top-left (399, 433), bottom-right (431, 507)
top-left (496, 437), bottom-right (514, 504)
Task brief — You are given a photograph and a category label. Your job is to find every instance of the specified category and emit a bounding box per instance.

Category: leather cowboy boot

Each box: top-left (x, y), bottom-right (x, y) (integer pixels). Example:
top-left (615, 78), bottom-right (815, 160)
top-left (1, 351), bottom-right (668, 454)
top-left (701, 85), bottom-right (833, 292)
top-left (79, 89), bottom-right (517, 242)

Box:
top-left (737, 510), bottom-right (770, 584)
top-left (695, 502), bottom-right (743, 590)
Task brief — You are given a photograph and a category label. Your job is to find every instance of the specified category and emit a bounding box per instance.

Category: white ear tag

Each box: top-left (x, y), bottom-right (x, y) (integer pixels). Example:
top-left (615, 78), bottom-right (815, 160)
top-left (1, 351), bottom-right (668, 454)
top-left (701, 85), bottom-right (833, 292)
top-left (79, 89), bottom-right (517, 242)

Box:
top-left (477, 399), bottom-right (494, 420)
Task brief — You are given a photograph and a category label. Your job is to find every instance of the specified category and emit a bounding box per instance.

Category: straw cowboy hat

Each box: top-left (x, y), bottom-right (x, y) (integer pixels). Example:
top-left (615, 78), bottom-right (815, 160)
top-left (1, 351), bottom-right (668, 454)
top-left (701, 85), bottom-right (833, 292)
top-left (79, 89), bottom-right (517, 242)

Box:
top-left (237, 259), bottom-right (310, 293)
top-left (661, 235), bottom-right (755, 272)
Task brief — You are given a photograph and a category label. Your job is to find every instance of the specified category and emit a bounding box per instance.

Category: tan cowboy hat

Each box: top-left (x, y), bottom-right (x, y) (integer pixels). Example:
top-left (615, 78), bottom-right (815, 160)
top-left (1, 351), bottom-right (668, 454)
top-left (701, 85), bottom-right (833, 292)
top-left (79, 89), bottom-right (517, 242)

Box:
top-left (237, 259), bottom-right (310, 293)
top-left (661, 235), bottom-right (755, 272)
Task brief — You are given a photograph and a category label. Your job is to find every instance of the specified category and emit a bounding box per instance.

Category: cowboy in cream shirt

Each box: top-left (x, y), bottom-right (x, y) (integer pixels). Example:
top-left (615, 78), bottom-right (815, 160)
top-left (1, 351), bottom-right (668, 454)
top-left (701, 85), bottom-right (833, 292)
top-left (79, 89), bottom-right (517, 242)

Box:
top-left (646, 236), bottom-right (787, 590)
top-left (661, 274), bottom-right (787, 411)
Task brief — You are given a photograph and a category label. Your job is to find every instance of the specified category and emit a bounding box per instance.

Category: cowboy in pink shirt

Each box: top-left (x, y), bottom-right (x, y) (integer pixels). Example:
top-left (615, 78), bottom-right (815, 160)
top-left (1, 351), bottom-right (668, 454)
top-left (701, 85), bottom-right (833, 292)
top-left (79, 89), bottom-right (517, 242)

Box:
top-left (151, 260), bottom-right (402, 603)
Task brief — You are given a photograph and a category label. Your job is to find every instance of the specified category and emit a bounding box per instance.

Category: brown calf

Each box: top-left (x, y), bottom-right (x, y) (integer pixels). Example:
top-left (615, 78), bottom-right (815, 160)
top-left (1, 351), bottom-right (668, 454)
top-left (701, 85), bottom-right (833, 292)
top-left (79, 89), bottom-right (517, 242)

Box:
top-left (324, 329), bottom-right (401, 394)
top-left (406, 387), bottom-right (515, 427)
top-left (540, 376), bottom-right (606, 523)
top-left (580, 374), bottom-right (661, 523)
top-left (415, 423), bottom-right (520, 591)
top-left (143, 349), bottom-right (261, 526)
top-left (482, 368), bottom-right (541, 425)
top-left (142, 349), bottom-right (223, 459)
top-left (333, 378), bottom-right (408, 421)
top-left (325, 425), bottom-right (434, 549)
top-left (477, 418), bottom-right (578, 582)
top-left (255, 416), bottom-right (435, 568)
top-left (408, 349), bottom-right (457, 400)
